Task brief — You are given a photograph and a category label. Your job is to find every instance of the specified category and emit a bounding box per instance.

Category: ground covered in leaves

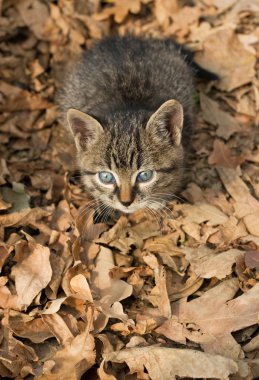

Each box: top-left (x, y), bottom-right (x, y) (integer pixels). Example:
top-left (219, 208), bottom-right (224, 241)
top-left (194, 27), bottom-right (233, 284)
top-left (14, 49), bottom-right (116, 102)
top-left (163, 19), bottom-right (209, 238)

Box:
top-left (0, 0), bottom-right (259, 379)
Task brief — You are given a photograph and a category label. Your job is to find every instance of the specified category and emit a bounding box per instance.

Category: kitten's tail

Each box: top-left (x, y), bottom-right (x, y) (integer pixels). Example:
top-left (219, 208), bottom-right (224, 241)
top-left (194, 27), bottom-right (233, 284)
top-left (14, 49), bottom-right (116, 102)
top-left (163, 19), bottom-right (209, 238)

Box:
top-left (187, 60), bottom-right (219, 81)
top-left (174, 42), bottom-right (219, 81)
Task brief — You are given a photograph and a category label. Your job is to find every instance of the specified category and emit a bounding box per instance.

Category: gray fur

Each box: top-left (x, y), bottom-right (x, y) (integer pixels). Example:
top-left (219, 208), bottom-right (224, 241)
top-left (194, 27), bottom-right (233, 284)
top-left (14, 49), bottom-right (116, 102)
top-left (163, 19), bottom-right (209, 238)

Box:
top-left (58, 35), bottom-right (195, 214)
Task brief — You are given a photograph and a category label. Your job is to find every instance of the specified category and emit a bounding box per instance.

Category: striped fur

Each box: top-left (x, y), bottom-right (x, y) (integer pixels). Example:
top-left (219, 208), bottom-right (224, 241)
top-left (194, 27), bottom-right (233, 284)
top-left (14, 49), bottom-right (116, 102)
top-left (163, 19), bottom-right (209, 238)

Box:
top-left (58, 36), bottom-right (195, 214)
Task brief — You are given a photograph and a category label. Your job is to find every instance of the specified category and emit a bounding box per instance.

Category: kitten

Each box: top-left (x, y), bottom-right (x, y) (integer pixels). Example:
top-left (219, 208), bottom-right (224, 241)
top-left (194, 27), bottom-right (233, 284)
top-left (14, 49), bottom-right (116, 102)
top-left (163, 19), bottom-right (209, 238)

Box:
top-left (58, 35), bottom-right (216, 215)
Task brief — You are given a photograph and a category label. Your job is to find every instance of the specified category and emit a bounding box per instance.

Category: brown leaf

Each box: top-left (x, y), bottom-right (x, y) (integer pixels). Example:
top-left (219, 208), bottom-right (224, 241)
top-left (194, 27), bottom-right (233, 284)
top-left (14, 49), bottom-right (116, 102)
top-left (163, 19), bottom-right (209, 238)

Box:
top-left (168, 6), bottom-right (201, 34)
top-left (91, 246), bottom-right (133, 331)
top-left (36, 329), bottom-right (95, 380)
top-left (176, 202), bottom-right (228, 226)
top-left (0, 81), bottom-right (51, 112)
top-left (200, 94), bottom-right (241, 139)
top-left (0, 244), bottom-right (11, 272)
top-left (243, 214), bottom-right (259, 237)
top-left (143, 253), bottom-right (171, 319)
top-left (16, 0), bottom-right (59, 40)
top-left (70, 274), bottom-right (93, 302)
top-left (94, 0), bottom-right (152, 23)
top-left (217, 167), bottom-right (259, 218)
top-left (175, 279), bottom-right (259, 358)
top-left (183, 246), bottom-right (244, 279)
top-left (245, 251), bottom-right (259, 269)
top-left (209, 139), bottom-right (245, 169)
top-left (104, 346), bottom-right (238, 380)
top-left (154, 0), bottom-right (178, 26)
top-left (4, 314), bottom-right (53, 343)
top-left (42, 314), bottom-right (74, 345)
top-left (155, 317), bottom-right (187, 345)
top-left (0, 207), bottom-right (52, 228)
top-left (11, 242), bottom-right (52, 309)
top-left (195, 28), bottom-right (256, 91)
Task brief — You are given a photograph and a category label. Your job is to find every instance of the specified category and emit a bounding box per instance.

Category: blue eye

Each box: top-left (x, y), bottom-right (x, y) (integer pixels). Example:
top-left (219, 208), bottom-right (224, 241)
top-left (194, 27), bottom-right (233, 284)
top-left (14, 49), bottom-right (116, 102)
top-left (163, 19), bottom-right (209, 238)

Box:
top-left (137, 170), bottom-right (154, 183)
top-left (98, 171), bottom-right (116, 184)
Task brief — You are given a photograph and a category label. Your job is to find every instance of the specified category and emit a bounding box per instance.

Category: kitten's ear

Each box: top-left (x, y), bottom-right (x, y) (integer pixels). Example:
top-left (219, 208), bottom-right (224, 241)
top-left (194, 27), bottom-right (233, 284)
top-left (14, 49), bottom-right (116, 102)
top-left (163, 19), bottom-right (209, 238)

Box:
top-left (146, 99), bottom-right (184, 146)
top-left (67, 109), bottom-right (103, 151)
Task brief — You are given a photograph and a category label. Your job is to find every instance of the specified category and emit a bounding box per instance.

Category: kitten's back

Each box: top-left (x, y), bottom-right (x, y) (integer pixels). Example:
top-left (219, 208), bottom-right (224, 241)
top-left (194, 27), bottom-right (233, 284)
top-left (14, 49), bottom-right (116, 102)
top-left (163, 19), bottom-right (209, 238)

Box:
top-left (58, 36), bottom-right (194, 131)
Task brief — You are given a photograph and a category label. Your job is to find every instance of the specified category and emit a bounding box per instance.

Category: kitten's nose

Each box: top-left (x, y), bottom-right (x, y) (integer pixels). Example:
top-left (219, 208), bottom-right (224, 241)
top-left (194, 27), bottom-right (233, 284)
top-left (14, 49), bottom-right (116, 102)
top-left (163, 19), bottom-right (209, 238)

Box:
top-left (120, 200), bottom-right (132, 207)
top-left (119, 183), bottom-right (134, 207)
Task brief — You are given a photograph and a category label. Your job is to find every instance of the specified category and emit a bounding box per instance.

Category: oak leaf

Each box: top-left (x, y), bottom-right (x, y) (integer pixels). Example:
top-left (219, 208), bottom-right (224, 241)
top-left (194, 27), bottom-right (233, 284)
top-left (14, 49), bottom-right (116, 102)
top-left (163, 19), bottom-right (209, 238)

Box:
top-left (105, 346), bottom-right (238, 380)
top-left (195, 27), bottom-right (256, 91)
top-left (11, 242), bottom-right (52, 309)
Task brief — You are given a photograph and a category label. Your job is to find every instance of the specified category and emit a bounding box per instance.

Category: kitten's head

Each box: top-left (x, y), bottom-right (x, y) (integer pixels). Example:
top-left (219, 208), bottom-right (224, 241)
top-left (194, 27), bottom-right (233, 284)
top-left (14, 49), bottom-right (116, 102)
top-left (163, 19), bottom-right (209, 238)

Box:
top-left (67, 100), bottom-right (185, 214)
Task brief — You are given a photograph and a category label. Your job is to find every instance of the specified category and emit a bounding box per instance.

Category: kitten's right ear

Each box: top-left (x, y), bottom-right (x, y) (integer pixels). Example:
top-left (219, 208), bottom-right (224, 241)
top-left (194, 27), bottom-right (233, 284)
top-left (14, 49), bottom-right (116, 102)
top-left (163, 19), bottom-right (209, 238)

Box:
top-left (146, 99), bottom-right (184, 146)
top-left (67, 109), bottom-right (103, 151)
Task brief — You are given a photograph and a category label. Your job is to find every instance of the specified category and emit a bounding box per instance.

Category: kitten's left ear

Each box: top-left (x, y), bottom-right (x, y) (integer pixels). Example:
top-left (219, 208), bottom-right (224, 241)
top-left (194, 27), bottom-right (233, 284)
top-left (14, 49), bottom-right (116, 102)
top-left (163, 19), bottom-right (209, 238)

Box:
top-left (146, 99), bottom-right (184, 146)
top-left (67, 108), bottom-right (103, 152)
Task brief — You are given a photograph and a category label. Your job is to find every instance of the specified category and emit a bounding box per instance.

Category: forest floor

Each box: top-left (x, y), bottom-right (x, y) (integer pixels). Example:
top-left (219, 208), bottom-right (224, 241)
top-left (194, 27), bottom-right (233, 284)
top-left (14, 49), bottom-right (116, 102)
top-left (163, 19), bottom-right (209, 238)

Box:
top-left (0, 0), bottom-right (259, 379)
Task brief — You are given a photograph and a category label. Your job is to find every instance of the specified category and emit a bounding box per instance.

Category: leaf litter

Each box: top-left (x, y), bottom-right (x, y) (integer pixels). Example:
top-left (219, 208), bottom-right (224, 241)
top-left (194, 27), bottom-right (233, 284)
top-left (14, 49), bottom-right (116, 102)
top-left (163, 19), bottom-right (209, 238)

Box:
top-left (0, 0), bottom-right (259, 379)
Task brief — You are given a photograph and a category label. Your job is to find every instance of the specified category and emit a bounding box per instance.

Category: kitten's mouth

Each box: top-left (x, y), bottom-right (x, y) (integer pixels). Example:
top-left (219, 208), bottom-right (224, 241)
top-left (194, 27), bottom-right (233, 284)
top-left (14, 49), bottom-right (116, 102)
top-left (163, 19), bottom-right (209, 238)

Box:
top-left (112, 200), bottom-right (164, 214)
top-left (117, 204), bottom-right (141, 214)
top-left (96, 199), bottom-right (165, 221)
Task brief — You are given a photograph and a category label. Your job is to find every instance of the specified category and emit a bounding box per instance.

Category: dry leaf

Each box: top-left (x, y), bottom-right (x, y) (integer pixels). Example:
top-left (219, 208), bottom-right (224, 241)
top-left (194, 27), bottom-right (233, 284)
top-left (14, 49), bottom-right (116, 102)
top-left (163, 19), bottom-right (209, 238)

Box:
top-left (183, 246), bottom-right (244, 279)
top-left (143, 253), bottom-right (171, 318)
top-left (175, 279), bottom-right (259, 358)
top-left (245, 251), bottom-right (259, 269)
top-left (104, 346), bottom-right (238, 380)
top-left (36, 329), bottom-right (95, 380)
top-left (195, 27), bottom-right (256, 91)
top-left (16, 0), bottom-right (58, 40)
top-left (155, 317), bottom-right (187, 345)
top-left (154, 0), bottom-right (178, 26)
top-left (243, 214), bottom-right (259, 237)
top-left (70, 274), bottom-right (93, 302)
top-left (217, 167), bottom-right (259, 218)
top-left (200, 94), bottom-right (241, 139)
top-left (208, 139), bottom-right (245, 169)
top-left (4, 314), bottom-right (53, 343)
top-left (0, 81), bottom-right (51, 112)
top-left (176, 202), bottom-right (228, 226)
top-left (95, 0), bottom-right (151, 23)
top-left (11, 242), bottom-right (52, 309)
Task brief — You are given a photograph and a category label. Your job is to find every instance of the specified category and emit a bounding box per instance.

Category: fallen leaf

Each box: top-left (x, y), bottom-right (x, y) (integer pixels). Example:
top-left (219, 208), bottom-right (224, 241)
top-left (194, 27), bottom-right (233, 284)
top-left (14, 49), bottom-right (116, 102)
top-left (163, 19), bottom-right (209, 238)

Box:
top-left (175, 279), bottom-right (259, 358)
top-left (16, 0), bottom-right (58, 40)
top-left (4, 314), bottom-right (53, 343)
top-left (243, 214), bottom-right (259, 237)
top-left (208, 139), bottom-right (245, 169)
top-left (36, 328), bottom-right (95, 380)
top-left (176, 202), bottom-right (228, 226)
top-left (42, 313), bottom-right (74, 345)
top-left (195, 27), bottom-right (256, 91)
top-left (245, 251), bottom-right (259, 269)
top-left (91, 246), bottom-right (133, 331)
top-left (154, 0), bottom-right (178, 26)
top-left (11, 242), bottom-right (52, 309)
top-left (155, 317), bottom-right (187, 345)
top-left (0, 207), bottom-right (52, 228)
top-left (168, 6), bottom-right (201, 34)
top-left (0, 81), bottom-right (51, 112)
top-left (183, 246), bottom-right (244, 279)
top-left (217, 167), bottom-right (259, 218)
top-left (0, 244), bottom-right (11, 272)
top-left (143, 253), bottom-right (171, 318)
top-left (94, 0), bottom-right (152, 23)
top-left (70, 274), bottom-right (93, 302)
top-left (104, 346), bottom-right (238, 380)
top-left (1, 182), bottom-right (30, 213)
top-left (200, 93), bottom-right (241, 139)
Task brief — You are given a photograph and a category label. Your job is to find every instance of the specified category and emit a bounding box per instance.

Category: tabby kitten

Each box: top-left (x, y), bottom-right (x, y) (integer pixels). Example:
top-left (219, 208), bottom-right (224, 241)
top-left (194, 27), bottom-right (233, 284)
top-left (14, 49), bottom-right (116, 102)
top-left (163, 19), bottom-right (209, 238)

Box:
top-left (58, 36), bottom-right (213, 214)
